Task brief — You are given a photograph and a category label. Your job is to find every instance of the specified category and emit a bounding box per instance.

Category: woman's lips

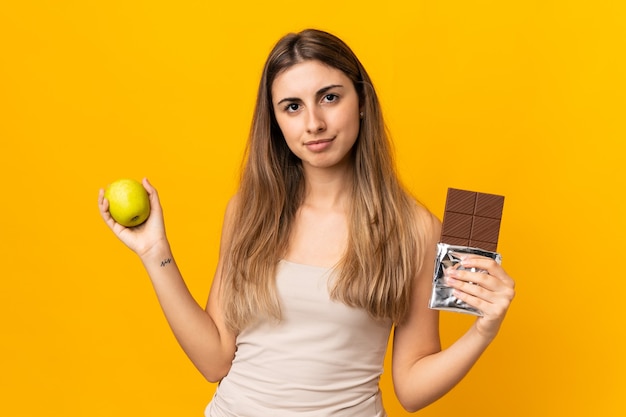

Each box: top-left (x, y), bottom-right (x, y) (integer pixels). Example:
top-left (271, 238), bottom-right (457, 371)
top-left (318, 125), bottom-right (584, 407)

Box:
top-left (304, 138), bottom-right (334, 152)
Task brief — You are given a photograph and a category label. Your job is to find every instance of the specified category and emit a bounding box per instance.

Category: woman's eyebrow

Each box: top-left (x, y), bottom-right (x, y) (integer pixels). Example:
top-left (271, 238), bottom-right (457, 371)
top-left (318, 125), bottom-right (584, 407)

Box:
top-left (316, 84), bottom-right (344, 96)
top-left (276, 84), bottom-right (344, 106)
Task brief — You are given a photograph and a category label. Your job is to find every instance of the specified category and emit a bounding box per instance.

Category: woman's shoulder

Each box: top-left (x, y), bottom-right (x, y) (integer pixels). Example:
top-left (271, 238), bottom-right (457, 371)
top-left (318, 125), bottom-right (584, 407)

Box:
top-left (225, 192), bottom-right (243, 214)
top-left (407, 197), bottom-right (442, 243)
top-left (223, 192), bottom-right (253, 220)
top-left (219, 193), bottom-right (244, 238)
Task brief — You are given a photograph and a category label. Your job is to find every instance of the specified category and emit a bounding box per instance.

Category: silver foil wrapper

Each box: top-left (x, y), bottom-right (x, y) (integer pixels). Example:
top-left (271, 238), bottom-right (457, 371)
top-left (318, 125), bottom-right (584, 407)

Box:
top-left (428, 243), bottom-right (502, 316)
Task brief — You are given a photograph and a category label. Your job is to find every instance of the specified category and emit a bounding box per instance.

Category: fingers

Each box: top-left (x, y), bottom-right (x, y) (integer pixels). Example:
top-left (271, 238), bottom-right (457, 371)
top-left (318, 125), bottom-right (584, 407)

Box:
top-left (98, 188), bottom-right (113, 223)
top-left (142, 177), bottom-right (159, 201)
top-left (142, 177), bottom-right (163, 216)
top-left (446, 265), bottom-right (514, 298)
top-left (98, 188), bottom-right (128, 235)
top-left (444, 256), bottom-right (516, 318)
top-left (98, 188), bottom-right (106, 209)
top-left (454, 255), bottom-right (514, 287)
top-left (143, 177), bottom-right (155, 194)
top-left (446, 267), bottom-right (495, 293)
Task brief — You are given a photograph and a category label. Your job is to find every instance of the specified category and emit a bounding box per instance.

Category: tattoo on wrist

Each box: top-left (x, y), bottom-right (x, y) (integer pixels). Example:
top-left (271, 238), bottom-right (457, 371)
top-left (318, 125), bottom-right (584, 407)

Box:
top-left (160, 258), bottom-right (172, 267)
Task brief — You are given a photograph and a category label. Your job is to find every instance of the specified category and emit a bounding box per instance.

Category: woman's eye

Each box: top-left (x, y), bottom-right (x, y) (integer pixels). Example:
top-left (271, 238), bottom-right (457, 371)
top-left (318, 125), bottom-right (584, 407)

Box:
top-left (323, 94), bottom-right (338, 103)
top-left (285, 103), bottom-right (300, 112)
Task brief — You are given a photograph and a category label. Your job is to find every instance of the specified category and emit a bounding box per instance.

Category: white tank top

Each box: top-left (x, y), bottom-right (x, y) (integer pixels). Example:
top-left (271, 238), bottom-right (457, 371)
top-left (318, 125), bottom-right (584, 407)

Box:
top-left (205, 260), bottom-right (392, 416)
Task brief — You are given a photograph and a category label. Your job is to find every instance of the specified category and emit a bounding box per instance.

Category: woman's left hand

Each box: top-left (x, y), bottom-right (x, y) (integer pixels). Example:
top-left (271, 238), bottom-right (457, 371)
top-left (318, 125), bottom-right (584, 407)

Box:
top-left (445, 254), bottom-right (516, 340)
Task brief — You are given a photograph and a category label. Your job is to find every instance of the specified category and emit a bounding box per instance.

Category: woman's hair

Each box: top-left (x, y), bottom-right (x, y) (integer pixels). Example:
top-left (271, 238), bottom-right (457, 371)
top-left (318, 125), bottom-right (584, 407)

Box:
top-left (222, 29), bottom-right (427, 332)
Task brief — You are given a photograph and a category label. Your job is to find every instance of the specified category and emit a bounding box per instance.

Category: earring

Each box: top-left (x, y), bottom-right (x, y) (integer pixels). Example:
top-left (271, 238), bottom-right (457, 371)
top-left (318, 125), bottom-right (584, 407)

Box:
top-left (360, 111), bottom-right (364, 118)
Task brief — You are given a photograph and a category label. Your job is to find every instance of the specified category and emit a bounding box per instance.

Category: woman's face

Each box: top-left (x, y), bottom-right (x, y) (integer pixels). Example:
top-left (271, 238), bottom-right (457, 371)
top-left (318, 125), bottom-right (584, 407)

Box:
top-left (271, 60), bottom-right (361, 172)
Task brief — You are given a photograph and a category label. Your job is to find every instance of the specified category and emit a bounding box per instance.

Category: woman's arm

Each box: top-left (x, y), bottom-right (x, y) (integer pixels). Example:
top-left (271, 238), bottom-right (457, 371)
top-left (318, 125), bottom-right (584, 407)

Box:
top-left (98, 178), bottom-right (237, 382)
top-left (391, 208), bottom-right (515, 412)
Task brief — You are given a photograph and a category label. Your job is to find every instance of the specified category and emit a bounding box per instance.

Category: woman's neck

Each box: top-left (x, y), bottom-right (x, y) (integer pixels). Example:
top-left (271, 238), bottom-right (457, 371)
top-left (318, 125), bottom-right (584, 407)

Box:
top-left (301, 163), bottom-right (353, 211)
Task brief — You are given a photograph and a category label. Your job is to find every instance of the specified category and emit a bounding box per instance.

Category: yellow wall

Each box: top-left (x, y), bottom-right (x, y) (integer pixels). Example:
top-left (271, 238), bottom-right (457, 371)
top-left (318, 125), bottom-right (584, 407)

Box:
top-left (1, 1), bottom-right (624, 415)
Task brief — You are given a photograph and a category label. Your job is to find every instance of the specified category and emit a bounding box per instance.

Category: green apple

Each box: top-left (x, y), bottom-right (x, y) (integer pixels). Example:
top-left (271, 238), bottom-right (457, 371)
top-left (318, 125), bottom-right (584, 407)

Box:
top-left (104, 178), bottom-right (150, 227)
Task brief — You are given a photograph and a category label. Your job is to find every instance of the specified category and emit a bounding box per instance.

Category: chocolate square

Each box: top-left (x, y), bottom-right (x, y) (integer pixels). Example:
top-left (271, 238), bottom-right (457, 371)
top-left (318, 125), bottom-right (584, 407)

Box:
top-left (443, 236), bottom-right (471, 247)
top-left (445, 188), bottom-right (476, 214)
top-left (474, 193), bottom-right (505, 219)
top-left (471, 216), bottom-right (501, 243)
top-left (468, 240), bottom-right (498, 252)
top-left (441, 212), bottom-right (473, 239)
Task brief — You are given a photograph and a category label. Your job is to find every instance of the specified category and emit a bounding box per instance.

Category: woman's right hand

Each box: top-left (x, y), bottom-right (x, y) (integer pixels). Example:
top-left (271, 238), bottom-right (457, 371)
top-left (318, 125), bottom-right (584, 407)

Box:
top-left (98, 178), bottom-right (168, 258)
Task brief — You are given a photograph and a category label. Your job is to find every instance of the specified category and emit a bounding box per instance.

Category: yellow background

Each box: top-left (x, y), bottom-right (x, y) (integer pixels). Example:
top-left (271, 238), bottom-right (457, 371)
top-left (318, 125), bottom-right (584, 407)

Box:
top-left (1, 1), bottom-right (624, 415)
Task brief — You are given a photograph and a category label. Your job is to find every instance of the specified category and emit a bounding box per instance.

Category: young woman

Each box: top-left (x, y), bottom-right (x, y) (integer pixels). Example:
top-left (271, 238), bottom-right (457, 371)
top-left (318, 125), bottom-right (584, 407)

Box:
top-left (98, 29), bottom-right (515, 416)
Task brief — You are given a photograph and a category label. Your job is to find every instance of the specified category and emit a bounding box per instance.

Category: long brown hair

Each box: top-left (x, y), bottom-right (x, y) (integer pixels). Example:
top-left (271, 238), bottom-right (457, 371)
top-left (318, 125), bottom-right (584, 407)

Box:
top-left (222, 29), bottom-right (427, 332)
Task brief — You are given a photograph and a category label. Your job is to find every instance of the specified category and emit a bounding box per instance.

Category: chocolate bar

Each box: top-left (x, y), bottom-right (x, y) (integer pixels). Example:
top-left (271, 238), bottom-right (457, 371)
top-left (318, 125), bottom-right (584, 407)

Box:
top-left (440, 188), bottom-right (505, 252)
top-left (429, 188), bottom-right (506, 316)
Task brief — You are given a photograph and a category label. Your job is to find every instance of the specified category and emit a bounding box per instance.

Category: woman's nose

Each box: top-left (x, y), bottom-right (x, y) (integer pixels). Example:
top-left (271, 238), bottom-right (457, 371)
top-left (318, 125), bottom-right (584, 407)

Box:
top-left (306, 108), bottom-right (326, 133)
